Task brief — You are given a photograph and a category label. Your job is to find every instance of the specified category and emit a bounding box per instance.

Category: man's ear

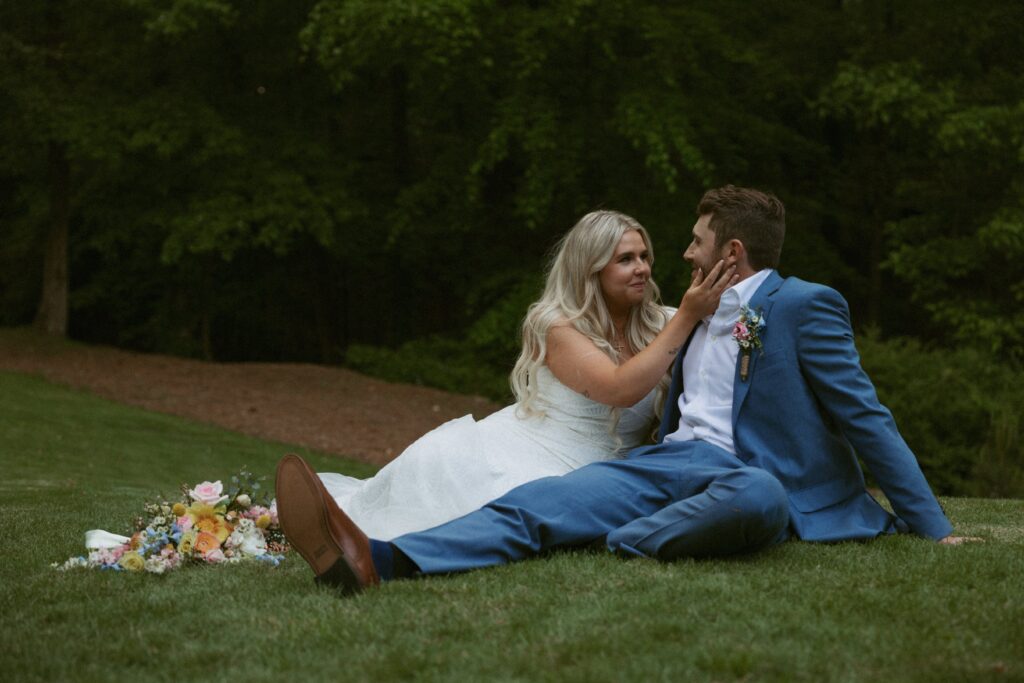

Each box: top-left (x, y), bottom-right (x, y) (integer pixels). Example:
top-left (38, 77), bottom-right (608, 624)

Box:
top-left (725, 238), bottom-right (746, 266)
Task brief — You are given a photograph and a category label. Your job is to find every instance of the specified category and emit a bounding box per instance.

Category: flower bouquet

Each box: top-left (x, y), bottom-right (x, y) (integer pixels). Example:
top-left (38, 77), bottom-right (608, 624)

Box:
top-left (54, 469), bottom-right (288, 574)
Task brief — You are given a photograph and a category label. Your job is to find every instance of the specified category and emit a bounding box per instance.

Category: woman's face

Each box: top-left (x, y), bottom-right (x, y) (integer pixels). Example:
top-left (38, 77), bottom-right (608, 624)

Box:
top-left (598, 230), bottom-right (651, 317)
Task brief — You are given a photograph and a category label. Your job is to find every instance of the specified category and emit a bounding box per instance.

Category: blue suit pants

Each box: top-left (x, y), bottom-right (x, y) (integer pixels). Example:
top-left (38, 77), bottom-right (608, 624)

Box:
top-left (392, 440), bottom-right (790, 574)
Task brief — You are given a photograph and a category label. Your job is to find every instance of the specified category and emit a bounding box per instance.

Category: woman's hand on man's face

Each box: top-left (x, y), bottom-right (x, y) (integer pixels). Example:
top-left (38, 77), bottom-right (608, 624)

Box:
top-left (680, 260), bottom-right (737, 319)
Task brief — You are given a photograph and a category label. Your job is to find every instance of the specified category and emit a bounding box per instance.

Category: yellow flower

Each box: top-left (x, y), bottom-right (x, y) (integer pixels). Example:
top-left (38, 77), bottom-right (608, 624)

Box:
top-left (187, 501), bottom-right (233, 542)
top-left (118, 551), bottom-right (145, 572)
top-left (255, 514), bottom-right (271, 529)
top-left (177, 530), bottom-right (198, 555)
top-left (186, 501), bottom-right (216, 523)
top-left (172, 502), bottom-right (186, 517)
top-left (196, 516), bottom-right (233, 543)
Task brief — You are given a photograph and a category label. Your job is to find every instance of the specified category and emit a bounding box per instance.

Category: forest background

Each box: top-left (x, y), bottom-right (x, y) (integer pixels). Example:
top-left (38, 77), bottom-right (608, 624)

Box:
top-left (2, 0), bottom-right (1022, 498)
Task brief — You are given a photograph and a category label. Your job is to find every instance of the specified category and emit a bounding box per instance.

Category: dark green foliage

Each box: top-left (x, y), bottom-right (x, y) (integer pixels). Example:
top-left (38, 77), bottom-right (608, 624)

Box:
top-left (4, 0), bottom-right (1019, 358)
top-left (2, 1), bottom-right (1022, 493)
top-left (346, 337), bottom-right (510, 403)
top-left (345, 270), bottom-right (541, 402)
top-left (973, 409), bottom-right (1024, 500)
top-left (813, 0), bottom-right (1024, 353)
top-left (857, 332), bottom-right (1024, 498)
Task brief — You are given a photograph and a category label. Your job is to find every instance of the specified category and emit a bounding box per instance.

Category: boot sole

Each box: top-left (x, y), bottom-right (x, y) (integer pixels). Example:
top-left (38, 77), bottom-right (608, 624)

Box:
top-left (275, 455), bottom-right (351, 584)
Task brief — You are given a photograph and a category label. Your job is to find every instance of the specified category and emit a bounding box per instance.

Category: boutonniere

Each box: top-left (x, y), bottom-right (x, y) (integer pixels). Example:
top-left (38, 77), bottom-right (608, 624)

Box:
top-left (732, 305), bottom-right (766, 382)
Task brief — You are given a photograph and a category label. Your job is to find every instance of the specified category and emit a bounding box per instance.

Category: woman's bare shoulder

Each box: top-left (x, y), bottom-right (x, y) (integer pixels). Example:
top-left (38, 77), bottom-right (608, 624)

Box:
top-left (547, 317), bottom-right (582, 335)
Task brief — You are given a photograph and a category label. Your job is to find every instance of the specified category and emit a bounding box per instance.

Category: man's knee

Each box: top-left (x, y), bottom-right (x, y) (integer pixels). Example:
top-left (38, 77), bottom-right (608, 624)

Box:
top-left (734, 467), bottom-right (789, 539)
top-left (610, 467), bottom-right (790, 561)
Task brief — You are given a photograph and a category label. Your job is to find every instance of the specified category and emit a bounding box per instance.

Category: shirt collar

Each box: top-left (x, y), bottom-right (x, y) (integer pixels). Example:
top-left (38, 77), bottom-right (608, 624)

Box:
top-left (705, 268), bottom-right (774, 325)
top-left (729, 268), bottom-right (773, 308)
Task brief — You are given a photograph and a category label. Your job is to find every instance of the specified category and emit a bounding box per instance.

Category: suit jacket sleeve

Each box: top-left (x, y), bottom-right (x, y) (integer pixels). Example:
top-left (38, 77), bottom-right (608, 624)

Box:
top-left (796, 286), bottom-right (953, 540)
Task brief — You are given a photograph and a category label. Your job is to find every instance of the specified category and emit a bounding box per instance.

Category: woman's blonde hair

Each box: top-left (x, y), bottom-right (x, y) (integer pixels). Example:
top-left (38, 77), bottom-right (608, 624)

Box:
top-left (510, 210), bottom-right (670, 416)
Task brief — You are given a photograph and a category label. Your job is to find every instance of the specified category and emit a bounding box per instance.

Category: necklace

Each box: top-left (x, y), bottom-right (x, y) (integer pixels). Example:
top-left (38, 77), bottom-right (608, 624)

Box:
top-left (611, 327), bottom-right (627, 352)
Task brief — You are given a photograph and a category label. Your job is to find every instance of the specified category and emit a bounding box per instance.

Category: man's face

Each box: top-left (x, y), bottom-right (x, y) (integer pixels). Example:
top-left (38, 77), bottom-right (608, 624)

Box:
top-left (683, 214), bottom-right (727, 276)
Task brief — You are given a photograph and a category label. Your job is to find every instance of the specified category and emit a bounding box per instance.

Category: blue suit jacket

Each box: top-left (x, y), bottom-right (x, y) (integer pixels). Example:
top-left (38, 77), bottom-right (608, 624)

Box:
top-left (656, 272), bottom-right (952, 541)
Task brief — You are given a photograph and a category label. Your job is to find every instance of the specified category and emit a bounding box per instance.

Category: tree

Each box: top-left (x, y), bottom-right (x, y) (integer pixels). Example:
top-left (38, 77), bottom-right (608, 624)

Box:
top-left (1, 0), bottom-right (349, 356)
top-left (0, 0), bottom-right (239, 336)
top-left (300, 0), bottom-right (834, 324)
top-left (815, 0), bottom-right (1024, 357)
top-left (4, 0), bottom-right (1019, 367)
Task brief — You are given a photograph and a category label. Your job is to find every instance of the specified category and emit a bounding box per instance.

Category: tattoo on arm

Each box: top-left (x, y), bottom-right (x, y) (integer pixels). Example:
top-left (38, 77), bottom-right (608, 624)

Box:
top-left (583, 390), bottom-right (590, 398)
top-left (668, 346), bottom-right (681, 355)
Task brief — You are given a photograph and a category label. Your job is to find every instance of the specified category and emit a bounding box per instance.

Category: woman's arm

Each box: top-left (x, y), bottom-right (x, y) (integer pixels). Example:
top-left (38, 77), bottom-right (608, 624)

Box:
top-left (546, 261), bottom-right (735, 407)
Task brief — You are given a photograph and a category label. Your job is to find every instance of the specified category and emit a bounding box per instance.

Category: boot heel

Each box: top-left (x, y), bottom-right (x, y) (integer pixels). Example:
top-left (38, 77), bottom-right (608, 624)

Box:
top-left (314, 556), bottom-right (360, 594)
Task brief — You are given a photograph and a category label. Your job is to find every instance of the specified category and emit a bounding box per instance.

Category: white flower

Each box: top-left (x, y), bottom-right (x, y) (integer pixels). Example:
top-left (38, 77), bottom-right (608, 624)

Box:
top-left (144, 557), bottom-right (168, 574)
top-left (235, 493), bottom-right (252, 508)
top-left (226, 529), bottom-right (243, 549)
top-left (230, 518), bottom-right (268, 557)
top-left (241, 535), bottom-right (267, 557)
top-left (54, 557), bottom-right (89, 571)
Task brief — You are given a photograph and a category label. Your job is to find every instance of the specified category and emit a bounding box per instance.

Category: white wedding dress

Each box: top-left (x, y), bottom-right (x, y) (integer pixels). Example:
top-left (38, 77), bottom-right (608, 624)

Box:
top-left (318, 366), bottom-right (660, 540)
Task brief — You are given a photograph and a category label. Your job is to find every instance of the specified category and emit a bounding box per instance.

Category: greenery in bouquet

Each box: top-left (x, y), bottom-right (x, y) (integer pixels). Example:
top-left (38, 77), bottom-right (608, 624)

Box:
top-left (54, 469), bottom-right (288, 573)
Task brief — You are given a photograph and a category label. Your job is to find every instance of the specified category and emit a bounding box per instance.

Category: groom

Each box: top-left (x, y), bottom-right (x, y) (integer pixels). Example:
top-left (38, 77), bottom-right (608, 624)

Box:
top-left (276, 185), bottom-right (962, 593)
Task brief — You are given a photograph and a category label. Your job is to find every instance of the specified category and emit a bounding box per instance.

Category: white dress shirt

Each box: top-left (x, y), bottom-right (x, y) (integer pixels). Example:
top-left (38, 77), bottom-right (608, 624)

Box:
top-left (663, 269), bottom-right (773, 453)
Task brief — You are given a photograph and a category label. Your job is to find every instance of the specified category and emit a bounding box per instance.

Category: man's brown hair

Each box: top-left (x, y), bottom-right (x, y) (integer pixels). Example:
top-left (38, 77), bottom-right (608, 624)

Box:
top-left (697, 185), bottom-right (785, 270)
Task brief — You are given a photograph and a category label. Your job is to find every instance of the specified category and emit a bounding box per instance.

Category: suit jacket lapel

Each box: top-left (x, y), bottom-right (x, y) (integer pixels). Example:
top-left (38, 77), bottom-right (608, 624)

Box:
top-left (731, 271), bottom-right (784, 426)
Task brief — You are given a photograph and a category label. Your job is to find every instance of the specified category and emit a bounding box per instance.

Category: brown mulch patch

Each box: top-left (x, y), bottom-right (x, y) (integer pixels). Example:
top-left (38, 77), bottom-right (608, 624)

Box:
top-left (0, 329), bottom-right (500, 467)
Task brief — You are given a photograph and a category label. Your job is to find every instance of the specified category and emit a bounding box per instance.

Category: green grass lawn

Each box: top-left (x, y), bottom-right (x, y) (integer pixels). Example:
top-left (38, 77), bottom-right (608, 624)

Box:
top-left (1, 370), bottom-right (1022, 682)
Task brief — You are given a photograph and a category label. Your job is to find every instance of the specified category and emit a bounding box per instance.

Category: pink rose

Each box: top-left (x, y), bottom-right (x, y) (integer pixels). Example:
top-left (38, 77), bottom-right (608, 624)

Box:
top-left (91, 548), bottom-right (118, 566)
top-left (245, 505), bottom-right (267, 520)
top-left (177, 515), bottom-right (194, 532)
top-left (204, 548), bottom-right (227, 563)
top-left (733, 322), bottom-right (749, 339)
top-left (189, 480), bottom-right (228, 506)
top-left (162, 551), bottom-right (181, 569)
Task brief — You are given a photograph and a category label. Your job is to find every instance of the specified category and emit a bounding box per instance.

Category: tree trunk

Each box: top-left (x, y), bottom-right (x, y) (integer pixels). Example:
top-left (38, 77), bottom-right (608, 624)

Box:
top-left (34, 140), bottom-right (71, 336)
top-left (390, 66), bottom-right (411, 184)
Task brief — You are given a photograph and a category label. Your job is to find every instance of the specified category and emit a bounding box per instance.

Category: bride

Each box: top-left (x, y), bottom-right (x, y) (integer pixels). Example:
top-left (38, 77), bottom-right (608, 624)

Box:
top-left (309, 210), bottom-right (736, 540)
